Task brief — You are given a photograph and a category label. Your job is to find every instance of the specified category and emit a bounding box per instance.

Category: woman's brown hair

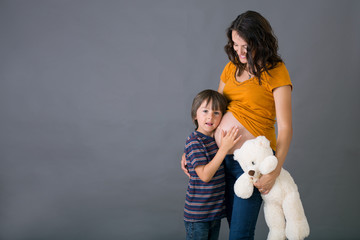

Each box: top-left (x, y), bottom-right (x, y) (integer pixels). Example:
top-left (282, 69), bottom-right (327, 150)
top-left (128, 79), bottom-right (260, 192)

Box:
top-left (224, 11), bottom-right (283, 84)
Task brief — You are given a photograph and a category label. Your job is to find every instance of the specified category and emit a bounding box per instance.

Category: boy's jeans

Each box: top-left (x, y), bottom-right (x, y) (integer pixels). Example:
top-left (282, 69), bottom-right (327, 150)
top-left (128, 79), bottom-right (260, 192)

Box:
top-left (184, 219), bottom-right (221, 240)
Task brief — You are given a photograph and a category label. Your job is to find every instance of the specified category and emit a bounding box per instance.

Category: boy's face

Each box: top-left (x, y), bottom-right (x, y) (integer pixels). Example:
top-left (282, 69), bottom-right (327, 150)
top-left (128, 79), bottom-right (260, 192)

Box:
top-left (195, 100), bottom-right (223, 137)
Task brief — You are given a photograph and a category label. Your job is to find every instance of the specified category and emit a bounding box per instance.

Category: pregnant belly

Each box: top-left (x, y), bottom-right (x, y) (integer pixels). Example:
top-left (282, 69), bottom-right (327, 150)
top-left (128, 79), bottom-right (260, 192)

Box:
top-left (214, 112), bottom-right (255, 154)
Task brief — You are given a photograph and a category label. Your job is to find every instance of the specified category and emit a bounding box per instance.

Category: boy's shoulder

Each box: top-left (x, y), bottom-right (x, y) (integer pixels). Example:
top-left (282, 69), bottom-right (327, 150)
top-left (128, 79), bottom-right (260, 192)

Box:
top-left (185, 131), bottom-right (200, 146)
top-left (186, 131), bottom-right (198, 139)
top-left (185, 131), bottom-right (216, 151)
top-left (185, 131), bottom-right (209, 144)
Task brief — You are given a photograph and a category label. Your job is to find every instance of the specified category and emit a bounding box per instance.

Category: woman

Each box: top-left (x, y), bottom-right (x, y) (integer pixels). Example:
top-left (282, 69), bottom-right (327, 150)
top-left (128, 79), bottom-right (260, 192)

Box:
top-left (182, 11), bottom-right (293, 239)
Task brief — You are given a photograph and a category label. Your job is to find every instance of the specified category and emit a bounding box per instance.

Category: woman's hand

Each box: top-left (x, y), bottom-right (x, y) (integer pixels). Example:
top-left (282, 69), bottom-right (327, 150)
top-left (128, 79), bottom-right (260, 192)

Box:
top-left (181, 153), bottom-right (190, 178)
top-left (254, 169), bottom-right (279, 194)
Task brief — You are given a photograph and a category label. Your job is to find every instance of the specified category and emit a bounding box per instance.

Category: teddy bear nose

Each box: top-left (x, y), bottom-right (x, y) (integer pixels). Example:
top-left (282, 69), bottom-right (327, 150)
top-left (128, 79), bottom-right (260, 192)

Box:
top-left (248, 170), bottom-right (255, 176)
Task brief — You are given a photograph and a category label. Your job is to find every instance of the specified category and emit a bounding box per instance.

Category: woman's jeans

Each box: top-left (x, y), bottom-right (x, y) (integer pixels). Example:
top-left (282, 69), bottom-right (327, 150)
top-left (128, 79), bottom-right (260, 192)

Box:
top-left (224, 154), bottom-right (263, 240)
top-left (184, 219), bottom-right (221, 240)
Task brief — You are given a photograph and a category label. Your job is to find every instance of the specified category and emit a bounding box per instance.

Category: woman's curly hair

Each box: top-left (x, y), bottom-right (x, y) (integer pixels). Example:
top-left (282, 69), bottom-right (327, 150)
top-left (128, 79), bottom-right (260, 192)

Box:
top-left (224, 11), bottom-right (283, 84)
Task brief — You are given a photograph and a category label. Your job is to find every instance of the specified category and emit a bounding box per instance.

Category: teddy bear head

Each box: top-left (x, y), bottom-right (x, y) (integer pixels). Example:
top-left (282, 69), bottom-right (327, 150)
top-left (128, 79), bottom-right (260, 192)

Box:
top-left (233, 136), bottom-right (278, 181)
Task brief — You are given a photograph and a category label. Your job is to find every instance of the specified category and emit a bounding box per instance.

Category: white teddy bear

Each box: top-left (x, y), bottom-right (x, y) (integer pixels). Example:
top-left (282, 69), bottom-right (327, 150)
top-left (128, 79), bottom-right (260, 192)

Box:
top-left (233, 136), bottom-right (310, 240)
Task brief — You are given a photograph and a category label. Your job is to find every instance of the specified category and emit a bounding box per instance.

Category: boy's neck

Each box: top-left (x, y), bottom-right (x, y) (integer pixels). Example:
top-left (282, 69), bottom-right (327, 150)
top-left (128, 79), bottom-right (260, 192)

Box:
top-left (196, 128), bottom-right (215, 138)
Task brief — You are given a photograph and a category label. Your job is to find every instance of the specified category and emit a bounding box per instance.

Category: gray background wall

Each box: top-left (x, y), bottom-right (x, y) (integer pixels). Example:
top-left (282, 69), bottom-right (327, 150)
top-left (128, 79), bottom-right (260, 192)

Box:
top-left (1, 0), bottom-right (359, 239)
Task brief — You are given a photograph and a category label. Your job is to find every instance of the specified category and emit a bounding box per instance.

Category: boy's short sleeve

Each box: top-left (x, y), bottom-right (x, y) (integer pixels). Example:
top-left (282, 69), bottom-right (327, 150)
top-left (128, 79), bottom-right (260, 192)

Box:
top-left (185, 139), bottom-right (208, 169)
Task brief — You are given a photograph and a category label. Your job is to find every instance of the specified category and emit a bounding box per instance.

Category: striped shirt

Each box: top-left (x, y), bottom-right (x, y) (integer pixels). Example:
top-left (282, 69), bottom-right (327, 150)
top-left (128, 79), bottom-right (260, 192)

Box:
top-left (184, 131), bottom-right (226, 222)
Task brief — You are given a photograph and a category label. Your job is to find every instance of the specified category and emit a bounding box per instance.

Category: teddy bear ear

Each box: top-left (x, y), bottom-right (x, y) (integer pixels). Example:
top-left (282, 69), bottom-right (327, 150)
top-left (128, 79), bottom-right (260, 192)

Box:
top-left (233, 148), bottom-right (241, 161)
top-left (256, 136), bottom-right (270, 147)
top-left (259, 156), bottom-right (278, 174)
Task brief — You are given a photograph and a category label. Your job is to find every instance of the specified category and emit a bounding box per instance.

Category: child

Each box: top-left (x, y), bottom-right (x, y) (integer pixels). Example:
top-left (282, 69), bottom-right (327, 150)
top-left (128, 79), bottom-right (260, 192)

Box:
top-left (184, 89), bottom-right (241, 240)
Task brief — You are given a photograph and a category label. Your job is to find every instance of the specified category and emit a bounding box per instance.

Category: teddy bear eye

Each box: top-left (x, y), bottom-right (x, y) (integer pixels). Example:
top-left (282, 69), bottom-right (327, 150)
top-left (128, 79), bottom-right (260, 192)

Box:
top-left (252, 161), bottom-right (255, 165)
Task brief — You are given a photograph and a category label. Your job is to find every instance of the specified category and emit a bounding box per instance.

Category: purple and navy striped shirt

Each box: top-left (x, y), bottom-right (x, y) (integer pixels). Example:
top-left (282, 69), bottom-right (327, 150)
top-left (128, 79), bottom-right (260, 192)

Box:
top-left (184, 131), bottom-right (226, 222)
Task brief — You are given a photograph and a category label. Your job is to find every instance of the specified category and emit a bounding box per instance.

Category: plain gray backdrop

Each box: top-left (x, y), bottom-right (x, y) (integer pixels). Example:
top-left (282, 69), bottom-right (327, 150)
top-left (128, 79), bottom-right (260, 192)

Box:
top-left (1, 0), bottom-right (359, 239)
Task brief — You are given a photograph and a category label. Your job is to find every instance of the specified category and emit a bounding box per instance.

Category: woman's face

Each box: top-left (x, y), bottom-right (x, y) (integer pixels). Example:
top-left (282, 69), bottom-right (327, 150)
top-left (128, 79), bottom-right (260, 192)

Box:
top-left (232, 30), bottom-right (248, 64)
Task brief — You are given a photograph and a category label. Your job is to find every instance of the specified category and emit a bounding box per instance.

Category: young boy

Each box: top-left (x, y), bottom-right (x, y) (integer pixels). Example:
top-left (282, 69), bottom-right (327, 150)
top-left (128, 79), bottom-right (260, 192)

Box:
top-left (184, 89), bottom-right (241, 240)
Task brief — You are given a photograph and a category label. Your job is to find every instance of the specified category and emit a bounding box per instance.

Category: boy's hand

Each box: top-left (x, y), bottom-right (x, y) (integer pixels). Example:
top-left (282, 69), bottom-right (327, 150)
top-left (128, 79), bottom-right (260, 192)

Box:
top-left (220, 126), bottom-right (241, 152)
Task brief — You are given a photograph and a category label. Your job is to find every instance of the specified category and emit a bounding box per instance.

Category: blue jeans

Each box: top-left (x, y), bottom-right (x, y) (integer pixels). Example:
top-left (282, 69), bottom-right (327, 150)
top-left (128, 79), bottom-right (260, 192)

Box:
top-left (224, 154), bottom-right (263, 240)
top-left (184, 219), bottom-right (221, 240)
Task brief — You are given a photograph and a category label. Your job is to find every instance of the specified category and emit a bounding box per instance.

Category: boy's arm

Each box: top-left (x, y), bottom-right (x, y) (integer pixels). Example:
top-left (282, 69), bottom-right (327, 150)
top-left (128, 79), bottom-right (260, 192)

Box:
top-left (195, 127), bottom-right (240, 182)
top-left (194, 147), bottom-right (229, 183)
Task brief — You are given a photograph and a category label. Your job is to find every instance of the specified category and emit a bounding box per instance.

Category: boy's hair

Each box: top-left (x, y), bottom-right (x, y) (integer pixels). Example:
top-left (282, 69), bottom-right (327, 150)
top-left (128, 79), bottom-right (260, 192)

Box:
top-left (191, 89), bottom-right (228, 128)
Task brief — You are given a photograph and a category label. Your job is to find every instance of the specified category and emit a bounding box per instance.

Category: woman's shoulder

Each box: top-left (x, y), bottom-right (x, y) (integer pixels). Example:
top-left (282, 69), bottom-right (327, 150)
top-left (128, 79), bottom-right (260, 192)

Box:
top-left (224, 61), bottom-right (236, 71)
top-left (264, 62), bottom-right (289, 78)
top-left (268, 62), bottom-right (288, 75)
top-left (221, 61), bottom-right (236, 83)
top-left (262, 62), bottom-right (292, 90)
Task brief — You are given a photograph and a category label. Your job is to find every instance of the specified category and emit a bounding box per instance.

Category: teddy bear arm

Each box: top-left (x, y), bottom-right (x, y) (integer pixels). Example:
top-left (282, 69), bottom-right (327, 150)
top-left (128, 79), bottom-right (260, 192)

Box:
top-left (234, 174), bottom-right (254, 199)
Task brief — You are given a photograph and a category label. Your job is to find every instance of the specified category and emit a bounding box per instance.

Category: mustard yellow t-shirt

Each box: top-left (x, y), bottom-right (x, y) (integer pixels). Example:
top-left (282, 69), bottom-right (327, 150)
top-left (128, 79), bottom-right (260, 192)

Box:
top-left (220, 61), bottom-right (292, 151)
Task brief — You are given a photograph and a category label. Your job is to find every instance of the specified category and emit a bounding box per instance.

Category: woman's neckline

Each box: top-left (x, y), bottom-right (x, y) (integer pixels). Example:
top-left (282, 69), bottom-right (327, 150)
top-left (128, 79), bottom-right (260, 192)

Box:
top-left (234, 69), bottom-right (254, 85)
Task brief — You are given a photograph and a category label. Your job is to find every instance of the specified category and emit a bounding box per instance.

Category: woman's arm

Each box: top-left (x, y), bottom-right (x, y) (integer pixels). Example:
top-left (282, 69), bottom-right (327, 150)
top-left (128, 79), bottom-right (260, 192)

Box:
top-left (181, 153), bottom-right (190, 178)
top-left (254, 85), bottom-right (293, 194)
top-left (273, 85), bottom-right (293, 173)
top-left (218, 81), bottom-right (225, 94)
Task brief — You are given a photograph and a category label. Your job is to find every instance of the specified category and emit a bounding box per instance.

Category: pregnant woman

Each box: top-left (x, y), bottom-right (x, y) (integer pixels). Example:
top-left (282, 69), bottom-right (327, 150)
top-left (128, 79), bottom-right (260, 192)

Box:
top-left (182, 11), bottom-right (293, 239)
